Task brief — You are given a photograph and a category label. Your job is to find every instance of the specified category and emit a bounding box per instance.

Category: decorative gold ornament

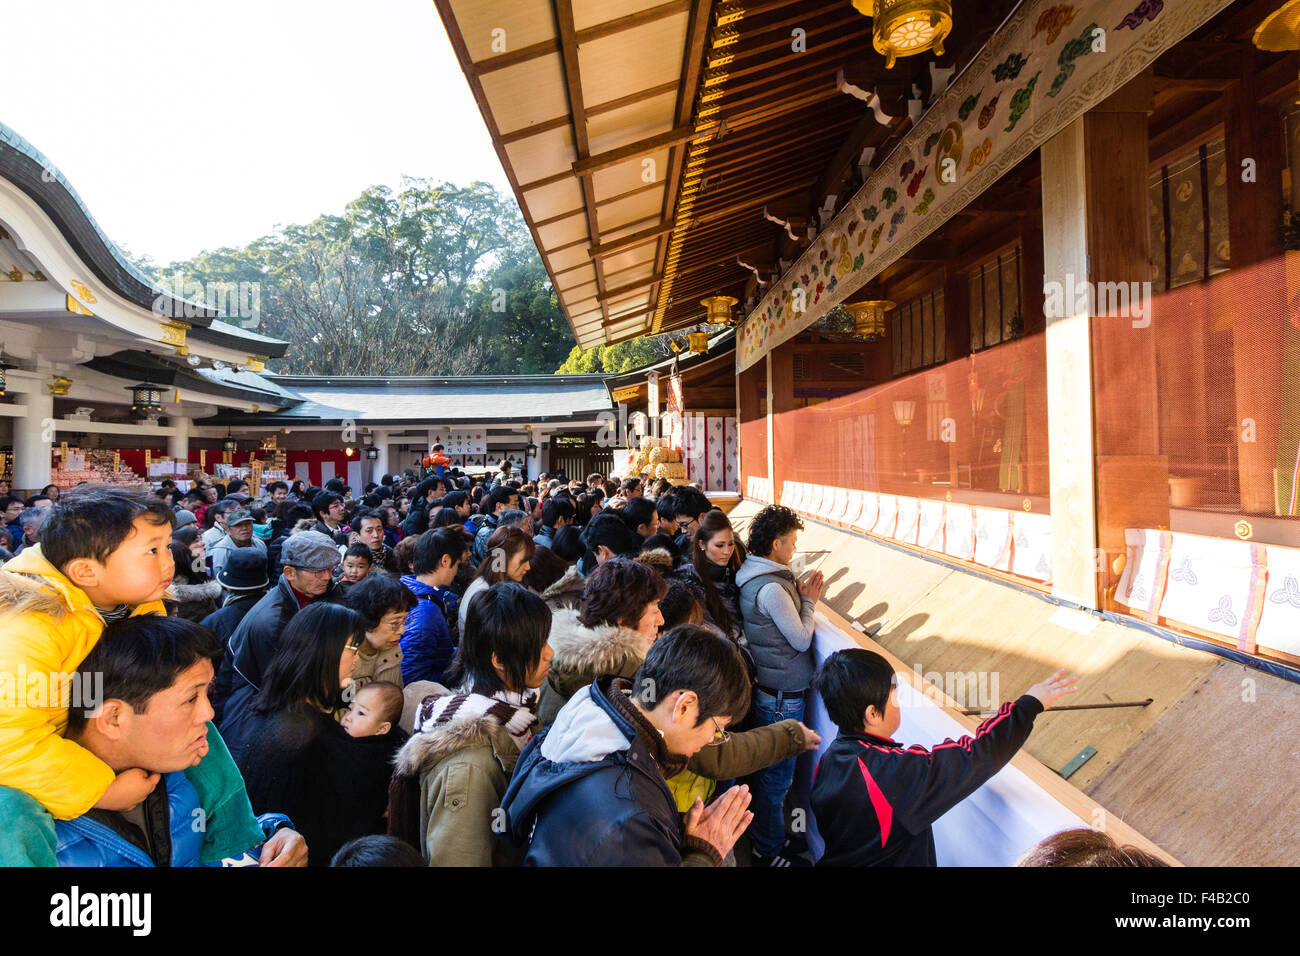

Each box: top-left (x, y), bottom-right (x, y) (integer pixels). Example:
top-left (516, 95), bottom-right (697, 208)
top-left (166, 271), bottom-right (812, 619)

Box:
top-left (65, 295), bottom-right (93, 317)
top-left (159, 319), bottom-right (190, 350)
top-left (857, 0), bottom-right (954, 69)
top-left (69, 279), bottom-right (97, 304)
top-left (844, 300), bottom-right (895, 340)
top-left (1022, 498), bottom-right (1032, 512)
top-left (1234, 519), bottom-right (1254, 540)
top-left (687, 331), bottom-right (710, 355)
top-left (48, 376), bottom-right (72, 396)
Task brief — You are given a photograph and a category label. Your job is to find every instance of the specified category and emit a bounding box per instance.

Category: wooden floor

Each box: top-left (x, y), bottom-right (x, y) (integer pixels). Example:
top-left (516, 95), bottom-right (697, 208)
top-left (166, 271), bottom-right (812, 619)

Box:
top-left (1086, 659), bottom-right (1300, 866)
top-left (726, 499), bottom-right (1298, 863)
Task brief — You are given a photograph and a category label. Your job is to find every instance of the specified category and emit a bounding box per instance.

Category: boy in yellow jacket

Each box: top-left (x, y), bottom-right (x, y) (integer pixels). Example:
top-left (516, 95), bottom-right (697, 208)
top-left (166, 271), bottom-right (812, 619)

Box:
top-left (0, 485), bottom-right (270, 864)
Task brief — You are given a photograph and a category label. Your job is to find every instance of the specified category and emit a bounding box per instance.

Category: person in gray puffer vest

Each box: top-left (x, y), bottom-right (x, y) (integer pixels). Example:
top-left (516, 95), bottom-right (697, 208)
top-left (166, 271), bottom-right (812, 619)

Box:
top-left (734, 505), bottom-right (824, 867)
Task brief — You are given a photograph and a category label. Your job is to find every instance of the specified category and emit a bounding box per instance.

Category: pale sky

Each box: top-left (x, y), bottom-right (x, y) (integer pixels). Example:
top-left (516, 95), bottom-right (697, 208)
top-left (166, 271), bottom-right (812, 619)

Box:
top-left (2, 0), bottom-right (514, 265)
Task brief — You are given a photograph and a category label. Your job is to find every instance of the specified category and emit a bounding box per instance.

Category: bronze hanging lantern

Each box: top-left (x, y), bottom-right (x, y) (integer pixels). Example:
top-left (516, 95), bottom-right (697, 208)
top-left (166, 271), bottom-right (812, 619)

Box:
top-left (687, 331), bottom-right (711, 355)
top-left (700, 295), bottom-right (739, 325)
top-left (844, 300), bottom-right (896, 341)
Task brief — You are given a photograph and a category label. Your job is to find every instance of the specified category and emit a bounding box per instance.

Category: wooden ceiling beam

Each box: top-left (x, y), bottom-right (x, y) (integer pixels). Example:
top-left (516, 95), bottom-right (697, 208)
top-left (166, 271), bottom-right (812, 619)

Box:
top-left (589, 80), bottom-right (682, 116)
top-left (572, 126), bottom-right (696, 177)
top-left (500, 81), bottom-right (683, 145)
top-left (588, 222), bottom-right (676, 259)
top-left (650, 0), bottom-right (714, 334)
top-left (598, 274), bottom-right (665, 303)
top-left (706, 86), bottom-right (847, 136)
top-left (473, 0), bottom-right (692, 75)
top-left (705, 11), bottom-right (866, 68)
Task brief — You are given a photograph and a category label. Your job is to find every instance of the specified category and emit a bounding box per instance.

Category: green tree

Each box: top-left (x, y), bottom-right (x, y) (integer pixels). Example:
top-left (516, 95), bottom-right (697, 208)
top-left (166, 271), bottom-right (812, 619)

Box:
top-left (148, 179), bottom-right (575, 376)
top-left (555, 335), bottom-right (671, 373)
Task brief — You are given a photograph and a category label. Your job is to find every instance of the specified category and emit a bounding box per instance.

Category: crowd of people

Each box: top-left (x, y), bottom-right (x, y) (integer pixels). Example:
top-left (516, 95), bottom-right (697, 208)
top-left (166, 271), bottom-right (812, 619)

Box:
top-left (0, 457), bottom-right (1164, 868)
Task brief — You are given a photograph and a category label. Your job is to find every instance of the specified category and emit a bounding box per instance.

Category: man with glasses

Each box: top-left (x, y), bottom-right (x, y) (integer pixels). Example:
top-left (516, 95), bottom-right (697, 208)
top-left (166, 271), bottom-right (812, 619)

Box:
top-left (671, 486), bottom-right (711, 554)
top-left (211, 531), bottom-right (343, 722)
top-left (311, 491), bottom-right (346, 539)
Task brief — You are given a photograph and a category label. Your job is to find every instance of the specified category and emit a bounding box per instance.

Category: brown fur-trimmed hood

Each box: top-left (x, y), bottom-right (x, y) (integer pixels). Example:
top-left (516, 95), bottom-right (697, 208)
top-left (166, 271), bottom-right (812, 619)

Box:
top-left (546, 605), bottom-right (651, 685)
top-left (540, 565), bottom-right (585, 608)
top-left (633, 547), bottom-right (675, 571)
top-left (393, 713), bottom-right (520, 776)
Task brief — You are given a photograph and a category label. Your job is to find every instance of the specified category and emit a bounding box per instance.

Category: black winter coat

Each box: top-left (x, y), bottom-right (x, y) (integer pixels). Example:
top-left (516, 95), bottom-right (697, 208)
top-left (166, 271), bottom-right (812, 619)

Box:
top-left (210, 575), bottom-right (341, 723)
top-left (499, 675), bottom-right (714, 867)
top-left (220, 705), bottom-right (404, 867)
top-left (199, 592), bottom-right (263, 650)
top-left (811, 695), bottom-right (1043, 866)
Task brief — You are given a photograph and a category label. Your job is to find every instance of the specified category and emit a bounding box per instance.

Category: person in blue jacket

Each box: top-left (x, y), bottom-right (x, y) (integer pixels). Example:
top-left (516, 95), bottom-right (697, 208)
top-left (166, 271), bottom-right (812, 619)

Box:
top-left (49, 614), bottom-right (306, 867)
top-left (399, 526), bottom-right (471, 685)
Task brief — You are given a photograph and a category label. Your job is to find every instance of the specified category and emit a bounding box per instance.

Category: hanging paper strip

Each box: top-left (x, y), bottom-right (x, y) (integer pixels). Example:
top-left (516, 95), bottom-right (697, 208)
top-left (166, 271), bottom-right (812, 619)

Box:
top-left (972, 507), bottom-right (1012, 569)
top-left (737, 0), bottom-right (1235, 372)
top-left (706, 416), bottom-right (725, 491)
top-left (918, 499), bottom-right (947, 551)
top-left (1115, 528), bottom-right (1172, 622)
top-left (1011, 512), bottom-right (1053, 582)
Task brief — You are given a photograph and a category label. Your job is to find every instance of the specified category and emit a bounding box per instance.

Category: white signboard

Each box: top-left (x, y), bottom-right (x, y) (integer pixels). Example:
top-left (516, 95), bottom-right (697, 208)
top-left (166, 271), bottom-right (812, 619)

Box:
top-left (434, 430), bottom-right (487, 456)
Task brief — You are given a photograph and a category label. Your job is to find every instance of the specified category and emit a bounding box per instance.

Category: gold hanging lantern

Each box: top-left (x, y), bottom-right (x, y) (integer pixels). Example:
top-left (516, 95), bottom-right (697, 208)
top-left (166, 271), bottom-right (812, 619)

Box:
top-left (687, 331), bottom-right (711, 354)
top-left (856, 0), bottom-right (954, 69)
top-left (1253, 1), bottom-right (1300, 104)
top-left (844, 300), bottom-right (895, 341)
top-left (700, 295), bottom-right (739, 325)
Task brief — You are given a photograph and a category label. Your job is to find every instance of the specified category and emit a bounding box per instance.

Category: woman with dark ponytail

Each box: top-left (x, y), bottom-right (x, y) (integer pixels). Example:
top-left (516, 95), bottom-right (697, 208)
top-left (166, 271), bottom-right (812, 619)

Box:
top-left (669, 509), bottom-right (746, 644)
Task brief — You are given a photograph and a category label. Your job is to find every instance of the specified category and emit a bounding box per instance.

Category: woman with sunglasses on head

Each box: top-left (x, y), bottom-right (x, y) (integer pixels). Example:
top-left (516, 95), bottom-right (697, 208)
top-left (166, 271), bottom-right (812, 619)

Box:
top-left (219, 602), bottom-right (405, 866)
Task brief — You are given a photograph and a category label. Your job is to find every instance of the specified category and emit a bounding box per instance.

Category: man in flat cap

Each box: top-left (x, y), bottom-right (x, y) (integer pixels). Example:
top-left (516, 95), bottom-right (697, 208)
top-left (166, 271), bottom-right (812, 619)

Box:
top-left (210, 530), bottom-right (343, 722)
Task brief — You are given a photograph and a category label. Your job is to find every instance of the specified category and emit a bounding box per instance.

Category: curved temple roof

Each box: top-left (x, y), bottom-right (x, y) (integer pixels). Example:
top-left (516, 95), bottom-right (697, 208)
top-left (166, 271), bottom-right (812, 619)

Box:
top-left (0, 121), bottom-right (288, 358)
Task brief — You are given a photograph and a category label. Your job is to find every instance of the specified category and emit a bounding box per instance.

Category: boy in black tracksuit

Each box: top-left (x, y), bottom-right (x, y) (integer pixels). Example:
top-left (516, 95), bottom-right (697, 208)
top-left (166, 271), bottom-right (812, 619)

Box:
top-left (810, 649), bottom-right (1076, 866)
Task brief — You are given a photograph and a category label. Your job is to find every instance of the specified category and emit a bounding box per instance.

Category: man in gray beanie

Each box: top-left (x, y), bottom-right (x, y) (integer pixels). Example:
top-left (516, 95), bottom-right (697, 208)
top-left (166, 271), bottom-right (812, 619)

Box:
top-left (211, 530), bottom-right (343, 722)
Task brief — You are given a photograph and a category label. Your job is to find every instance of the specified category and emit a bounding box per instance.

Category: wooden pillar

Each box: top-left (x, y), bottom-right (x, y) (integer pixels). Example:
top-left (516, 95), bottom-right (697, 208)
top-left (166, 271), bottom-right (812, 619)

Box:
top-left (1224, 52), bottom-right (1287, 515)
top-left (1019, 215), bottom-right (1051, 495)
top-left (769, 345), bottom-right (795, 502)
top-left (738, 360), bottom-right (763, 484)
top-left (1040, 74), bottom-right (1163, 609)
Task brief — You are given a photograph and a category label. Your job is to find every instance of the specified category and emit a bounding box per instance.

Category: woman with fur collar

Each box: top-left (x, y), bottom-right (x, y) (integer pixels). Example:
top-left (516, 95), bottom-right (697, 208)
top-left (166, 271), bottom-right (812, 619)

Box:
top-left (540, 557), bottom-right (820, 823)
top-left (537, 558), bottom-right (666, 726)
top-left (389, 582), bottom-right (553, 867)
